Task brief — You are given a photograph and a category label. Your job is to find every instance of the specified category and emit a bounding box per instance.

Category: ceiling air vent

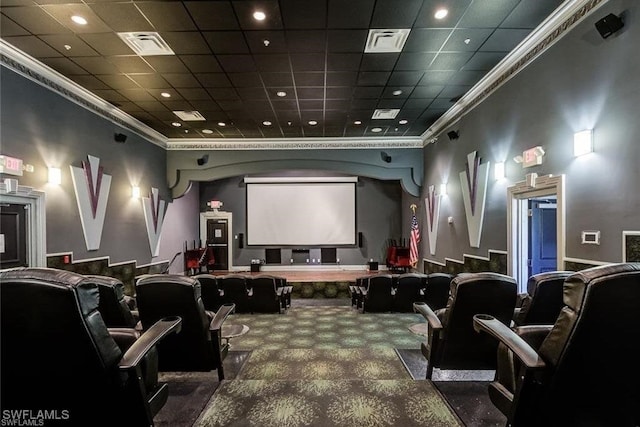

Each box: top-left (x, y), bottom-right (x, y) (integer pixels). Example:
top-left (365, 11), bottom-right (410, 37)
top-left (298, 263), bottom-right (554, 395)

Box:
top-left (371, 109), bottom-right (400, 120)
top-left (118, 32), bottom-right (174, 56)
top-left (173, 111), bottom-right (206, 121)
top-left (365, 29), bottom-right (411, 53)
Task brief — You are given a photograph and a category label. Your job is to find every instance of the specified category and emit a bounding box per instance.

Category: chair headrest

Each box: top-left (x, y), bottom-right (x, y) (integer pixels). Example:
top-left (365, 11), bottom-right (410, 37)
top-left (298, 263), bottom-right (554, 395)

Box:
top-left (137, 274), bottom-right (198, 287)
top-left (563, 263), bottom-right (640, 312)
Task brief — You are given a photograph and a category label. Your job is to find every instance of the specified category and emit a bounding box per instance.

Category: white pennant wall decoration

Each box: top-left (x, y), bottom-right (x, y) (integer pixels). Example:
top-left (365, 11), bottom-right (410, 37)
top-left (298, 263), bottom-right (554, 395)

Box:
top-left (460, 151), bottom-right (490, 248)
top-left (142, 187), bottom-right (166, 256)
top-left (425, 184), bottom-right (441, 256)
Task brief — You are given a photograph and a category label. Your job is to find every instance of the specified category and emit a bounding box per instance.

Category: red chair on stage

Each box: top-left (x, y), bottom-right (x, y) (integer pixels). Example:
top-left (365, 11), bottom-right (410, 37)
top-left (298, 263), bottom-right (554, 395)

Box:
top-left (386, 242), bottom-right (412, 272)
top-left (184, 246), bottom-right (215, 276)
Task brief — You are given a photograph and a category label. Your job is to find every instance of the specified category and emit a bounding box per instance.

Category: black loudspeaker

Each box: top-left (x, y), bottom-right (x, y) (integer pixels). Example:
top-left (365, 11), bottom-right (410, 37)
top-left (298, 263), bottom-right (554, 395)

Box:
top-left (114, 133), bottom-right (127, 143)
top-left (595, 13), bottom-right (624, 39)
top-left (447, 130), bottom-right (459, 141)
top-left (358, 232), bottom-right (363, 248)
top-left (197, 154), bottom-right (209, 166)
top-left (238, 233), bottom-right (244, 248)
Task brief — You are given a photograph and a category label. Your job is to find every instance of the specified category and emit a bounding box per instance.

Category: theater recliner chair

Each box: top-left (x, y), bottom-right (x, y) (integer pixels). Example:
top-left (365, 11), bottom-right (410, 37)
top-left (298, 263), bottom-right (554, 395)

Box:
top-left (414, 272), bottom-right (517, 379)
top-left (87, 274), bottom-right (141, 329)
top-left (474, 263), bottom-right (640, 427)
top-left (512, 270), bottom-right (572, 326)
top-left (0, 267), bottom-right (181, 426)
top-left (135, 274), bottom-right (235, 380)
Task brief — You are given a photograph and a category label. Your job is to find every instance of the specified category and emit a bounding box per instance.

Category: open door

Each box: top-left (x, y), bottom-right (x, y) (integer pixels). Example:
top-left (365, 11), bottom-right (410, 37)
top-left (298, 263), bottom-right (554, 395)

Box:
top-left (529, 198), bottom-right (557, 276)
top-left (0, 203), bottom-right (28, 268)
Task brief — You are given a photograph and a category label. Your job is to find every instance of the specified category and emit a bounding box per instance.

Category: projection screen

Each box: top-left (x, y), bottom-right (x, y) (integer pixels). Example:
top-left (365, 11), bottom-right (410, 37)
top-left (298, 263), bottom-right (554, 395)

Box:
top-left (245, 177), bottom-right (357, 246)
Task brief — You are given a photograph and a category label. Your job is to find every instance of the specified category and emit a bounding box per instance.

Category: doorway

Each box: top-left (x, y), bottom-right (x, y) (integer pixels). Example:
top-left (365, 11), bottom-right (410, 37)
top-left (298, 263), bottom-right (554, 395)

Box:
top-left (200, 211), bottom-right (233, 271)
top-left (508, 175), bottom-right (565, 292)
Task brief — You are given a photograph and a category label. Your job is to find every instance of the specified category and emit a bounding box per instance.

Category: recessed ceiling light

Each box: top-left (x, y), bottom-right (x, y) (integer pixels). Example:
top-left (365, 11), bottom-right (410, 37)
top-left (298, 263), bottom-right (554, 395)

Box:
top-left (464, 38), bottom-right (471, 45)
top-left (218, 122), bottom-right (226, 127)
top-left (64, 44), bottom-right (71, 50)
top-left (399, 119), bottom-right (408, 125)
top-left (308, 120), bottom-right (318, 126)
top-left (371, 127), bottom-right (383, 133)
top-left (434, 8), bottom-right (448, 19)
top-left (392, 90), bottom-right (403, 96)
top-left (276, 91), bottom-right (287, 97)
top-left (354, 120), bottom-right (362, 125)
top-left (202, 129), bottom-right (213, 134)
top-left (71, 15), bottom-right (87, 25)
top-left (184, 129), bottom-right (189, 133)
top-left (263, 39), bottom-right (270, 47)
top-left (263, 120), bottom-right (272, 126)
top-left (253, 11), bottom-right (266, 21)
top-left (287, 121), bottom-right (292, 126)
top-left (161, 92), bottom-right (171, 98)
top-left (171, 122), bottom-right (182, 127)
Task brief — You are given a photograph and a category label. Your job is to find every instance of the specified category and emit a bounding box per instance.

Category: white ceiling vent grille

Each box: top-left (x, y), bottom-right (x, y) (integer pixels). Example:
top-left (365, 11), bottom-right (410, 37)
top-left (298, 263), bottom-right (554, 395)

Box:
top-left (118, 32), bottom-right (175, 56)
top-left (372, 109), bottom-right (400, 120)
top-left (173, 110), bottom-right (206, 121)
top-left (365, 29), bottom-right (411, 53)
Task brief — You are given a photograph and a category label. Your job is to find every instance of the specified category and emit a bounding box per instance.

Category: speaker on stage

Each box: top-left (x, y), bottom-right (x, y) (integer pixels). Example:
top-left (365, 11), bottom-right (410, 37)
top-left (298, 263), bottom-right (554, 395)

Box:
top-left (358, 232), bottom-right (363, 248)
top-left (238, 233), bottom-right (244, 248)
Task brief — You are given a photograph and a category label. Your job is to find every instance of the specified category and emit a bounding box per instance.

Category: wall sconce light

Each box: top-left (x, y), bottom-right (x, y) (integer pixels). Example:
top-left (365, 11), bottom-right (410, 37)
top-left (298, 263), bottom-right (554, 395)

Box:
top-left (494, 162), bottom-right (505, 180)
top-left (574, 129), bottom-right (593, 156)
top-left (439, 183), bottom-right (448, 196)
top-left (48, 167), bottom-right (61, 185)
top-left (131, 186), bottom-right (141, 199)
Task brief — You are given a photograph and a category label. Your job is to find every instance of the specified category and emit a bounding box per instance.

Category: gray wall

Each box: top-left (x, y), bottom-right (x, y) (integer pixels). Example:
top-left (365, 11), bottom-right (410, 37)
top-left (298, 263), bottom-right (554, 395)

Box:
top-left (416, 0), bottom-right (640, 267)
top-left (1, 68), bottom-right (199, 267)
top-left (200, 175), bottom-right (403, 266)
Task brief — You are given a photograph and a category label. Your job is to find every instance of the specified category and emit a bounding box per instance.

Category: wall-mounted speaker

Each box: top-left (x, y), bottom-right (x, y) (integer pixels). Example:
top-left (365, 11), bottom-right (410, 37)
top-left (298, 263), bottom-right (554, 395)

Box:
top-left (358, 232), bottom-right (363, 248)
top-left (238, 233), bottom-right (244, 248)
top-left (447, 130), bottom-right (459, 141)
top-left (197, 154), bottom-right (209, 166)
top-left (114, 133), bottom-right (127, 143)
top-left (595, 13), bottom-right (624, 39)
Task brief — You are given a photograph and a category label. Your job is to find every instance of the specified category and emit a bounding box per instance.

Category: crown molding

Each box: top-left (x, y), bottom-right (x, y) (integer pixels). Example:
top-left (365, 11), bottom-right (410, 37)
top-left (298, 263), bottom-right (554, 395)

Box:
top-left (165, 137), bottom-right (424, 150)
top-left (421, 0), bottom-right (607, 146)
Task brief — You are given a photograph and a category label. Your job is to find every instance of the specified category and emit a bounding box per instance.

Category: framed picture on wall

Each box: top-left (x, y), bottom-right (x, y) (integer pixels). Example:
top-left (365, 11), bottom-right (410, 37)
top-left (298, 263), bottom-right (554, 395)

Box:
top-left (622, 231), bottom-right (640, 262)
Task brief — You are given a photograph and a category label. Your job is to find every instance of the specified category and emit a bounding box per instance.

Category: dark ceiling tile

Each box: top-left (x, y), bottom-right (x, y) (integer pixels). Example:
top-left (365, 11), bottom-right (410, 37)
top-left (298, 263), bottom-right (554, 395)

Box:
top-left (297, 87), bottom-right (324, 99)
top-left (396, 53), bottom-right (436, 71)
top-left (39, 34), bottom-right (98, 57)
top-left (271, 99), bottom-right (298, 110)
top-left (441, 28), bottom-right (494, 52)
top-left (276, 110), bottom-right (301, 121)
top-left (299, 100), bottom-right (323, 110)
top-left (184, 1), bottom-right (240, 30)
top-left (90, 89), bottom-right (128, 103)
top-left (89, 3), bottom-right (153, 32)
top-left (108, 56), bottom-right (154, 73)
top-left (203, 31), bottom-right (250, 54)
top-left (68, 75), bottom-right (110, 90)
top-left (481, 29), bottom-right (531, 52)
top-left (1, 15), bottom-right (30, 37)
top-left (162, 100), bottom-right (193, 111)
top-left (327, 53), bottom-right (362, 71)
top-left (418, 70), bottom-right (455, 85)
top-left (325, 99), bottom-right (349, 110)
top-left (40, 57), bottom-right (88, 75)
top-left (254, 54), bottom-right (291, 72)
top-left (414, 0), bottom-right (471, 28)
top-left (128, 73), bottom-right (169, 89)
top-left (260, 72), bottom-right (293, 86)
top-left (353, 86), bottom-right (383, 99)
top-left (119, 88), bottom-right (157, 102)
top-left (280, 0), bottom-right (326, 29)
top-left (403, 98), bottom-right (432, 109)
top-left (357, 71), bottom-right (390, 86)
top-left (134, 101), bottom-right (170, 112)
top-left (3, 35), bottom-right (61, 57)
top-left (162, 73), bottom-right (202, 88)
top-left (217, 100), bottom-right (245, 111)
top-left (403, 28), bottom-right (451, 52)
top-left (217, 55), bottom-right (257, 73)
top-left (326, 72), bottom-right (357, 86)
top-left (351, 99), bottom-right (377, 109)
top-left (377, 99), bottom-right (404, 109)
top-left (388, 71), bottom-right (424, 86)
top-left (135, 2), bottom-right (197, 31)
top-left (325, 87), bottom-right (353, 99)
top-left (177, 88), bottom-right (212, 101)
top-left (229, 72), bottom-right (264, 87)
top-left (232, 1), bottom-right (283, 30)
top-left (189, 100), bottom-right (221, 111)
top-left (396, 108), bottom-right (425, 119)
top-left (96, 74), bottom-right (139, 90)
top-left (410, 85), bottom-right (444, 98)
top-left (327, 30), bottom-right (367, 53)
top-left (328, 0), bottom-right (375, 28)
top-left (430, 98), bottom-right (455, 109)
top-left (429, 52), bottom-right (473, 70)
top-left (246, 31), bottom-right (288, 53)
top-left (291, 53), bottom-right (325, 72)
top-left (40, 4), bottom-right (112, 34)
top-left (458, 0), bottom-right (520, 28)
top-left (161, 32), bottom-right (211, 54)
top-left (324, 127), bottom-right (345, 137)
top-left (447, 70), bottom-right (485, 85)
top-left (360, 53), bottom-right (399, 71)
top-left (286, 30), bottom-right (326, 52)
top-left (502, 0), bottom-right (564, 29)
top-left (462, 52), bottom-right (505, 71)
top-left (145, 57), bottom-right (190, 74)
top-left (78, 33), bottom-right (131, 56)
top-left (72, 56), bottom-right (120, 74)
top-left (237, 87), bottom-right (268, 100)
top-left (439, 85), bottom-right (472, 99)
top-left (207, 87), bottom-right (241, 101)
top-left (180, 55), bottom-right (222, 73)
top-left (371, 0), bottom-right (422, 28)
top-left (293, 72), bottom-right (324, 86)
top-left (2, 6), bottom-right (70, 35)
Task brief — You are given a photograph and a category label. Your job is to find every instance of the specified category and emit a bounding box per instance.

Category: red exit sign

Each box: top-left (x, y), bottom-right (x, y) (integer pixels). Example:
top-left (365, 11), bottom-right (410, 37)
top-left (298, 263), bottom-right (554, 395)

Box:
top-left (521, 146), bottom-right (545, 168)
top-left (0, 155), bottom-right (24, 176)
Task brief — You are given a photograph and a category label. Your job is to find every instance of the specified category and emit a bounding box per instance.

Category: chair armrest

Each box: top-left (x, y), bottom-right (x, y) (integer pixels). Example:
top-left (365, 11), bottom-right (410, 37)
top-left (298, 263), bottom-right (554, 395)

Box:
top-left (109, 328), bottom-right (141, 353)
top-left (119, 316), bottom-right (182, 369)
top-left (413, 302), bottom-right (443, 331)
top-left (473, 314), bottom-right (546, 370)
top-left (210, 303), bottom-right (235, 331)
top-left (276, 288), bottom-right (283, 297)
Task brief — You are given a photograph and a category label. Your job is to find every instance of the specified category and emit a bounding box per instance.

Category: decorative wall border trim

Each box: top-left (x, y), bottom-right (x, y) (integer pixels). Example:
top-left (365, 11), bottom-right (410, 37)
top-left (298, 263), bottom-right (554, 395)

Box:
top-left (563, 256), bottom-right (613, 266)
top-left (423, 249), bottom-right (508, 275)
top-left (422, 0), bottom-right (606, 144)
top-left (165, 137), bottom-right (424, 150)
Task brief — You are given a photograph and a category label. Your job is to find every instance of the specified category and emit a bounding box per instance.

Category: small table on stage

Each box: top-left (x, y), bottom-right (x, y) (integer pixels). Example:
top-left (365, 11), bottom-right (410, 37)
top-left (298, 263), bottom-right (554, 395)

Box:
top-left (221, 324), bottom-right (250, 348)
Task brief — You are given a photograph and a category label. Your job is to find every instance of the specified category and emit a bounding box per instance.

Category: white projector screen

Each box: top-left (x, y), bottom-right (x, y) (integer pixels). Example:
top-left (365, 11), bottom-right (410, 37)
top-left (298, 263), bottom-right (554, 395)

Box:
top-left (246, 179), bottom-right (356, 246)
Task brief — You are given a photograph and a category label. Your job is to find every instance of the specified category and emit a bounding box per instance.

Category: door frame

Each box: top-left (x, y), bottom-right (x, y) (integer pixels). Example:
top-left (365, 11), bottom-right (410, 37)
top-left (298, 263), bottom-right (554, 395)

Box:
top-left (200, 210), bottom-right (233, 271)
top-left (0, 181), bottom-right (47, 267)
top-left (507, 174), bottom-right (565, 291)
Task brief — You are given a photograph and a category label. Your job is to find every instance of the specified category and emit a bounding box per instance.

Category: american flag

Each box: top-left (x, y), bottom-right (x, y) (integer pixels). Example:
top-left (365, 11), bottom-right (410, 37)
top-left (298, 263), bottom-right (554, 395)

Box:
top-left (410, 210), bottom-right (421, 268)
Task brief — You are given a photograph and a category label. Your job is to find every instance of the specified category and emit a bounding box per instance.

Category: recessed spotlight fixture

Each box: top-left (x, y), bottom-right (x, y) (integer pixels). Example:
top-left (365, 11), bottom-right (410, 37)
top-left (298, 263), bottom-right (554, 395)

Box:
top-left (71, 15), bottom-right (87, 25)
top-left (64, 44), bottom-right (72, 50)
top-left (263, 39), bottom-right (270, 47)
top-left (371, 127), bottom-right (383, 133)
top-left (218, 122), bottom-right (226, 127)
top-left (253, 11), bottom-right (266, 21)
top-left (399, 119), bottom-right (408, 125)
top-left (434, 8), bottom-right (448, 19)
top-left (354, 120), bottom-right (362, 125)
top-left (202, 129), bottom-right (213, 134)
top-left (171, 122), bottom-right (182, 127)
top-left (464, 38), bottom-right (471, 45)
top-left (392, 90), bottom-right (403, 96)
top-left (276, 91), bottom-right (287, 97)
top-left (160, 92), bottom-right (171, 98)
top-left (263, 120), bottom-right (272, 126)
top-left (184, 129), bottom-right (189, 133)
top-left (308, 120), bottom-right (318, 126)
top-left (287, 121), bottom-right (293, 126)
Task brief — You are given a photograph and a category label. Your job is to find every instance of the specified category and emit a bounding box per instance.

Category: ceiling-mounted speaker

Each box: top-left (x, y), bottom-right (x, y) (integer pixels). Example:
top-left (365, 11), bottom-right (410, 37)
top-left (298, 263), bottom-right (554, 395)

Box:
top-left (197, 154), bottom-right (209, 166)
top-left (114, 133), bottom-right (127, 143)
top-left (447, 130), bottom-right (459, 141)
top-left (595, 13), bottom-right (624, 39)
